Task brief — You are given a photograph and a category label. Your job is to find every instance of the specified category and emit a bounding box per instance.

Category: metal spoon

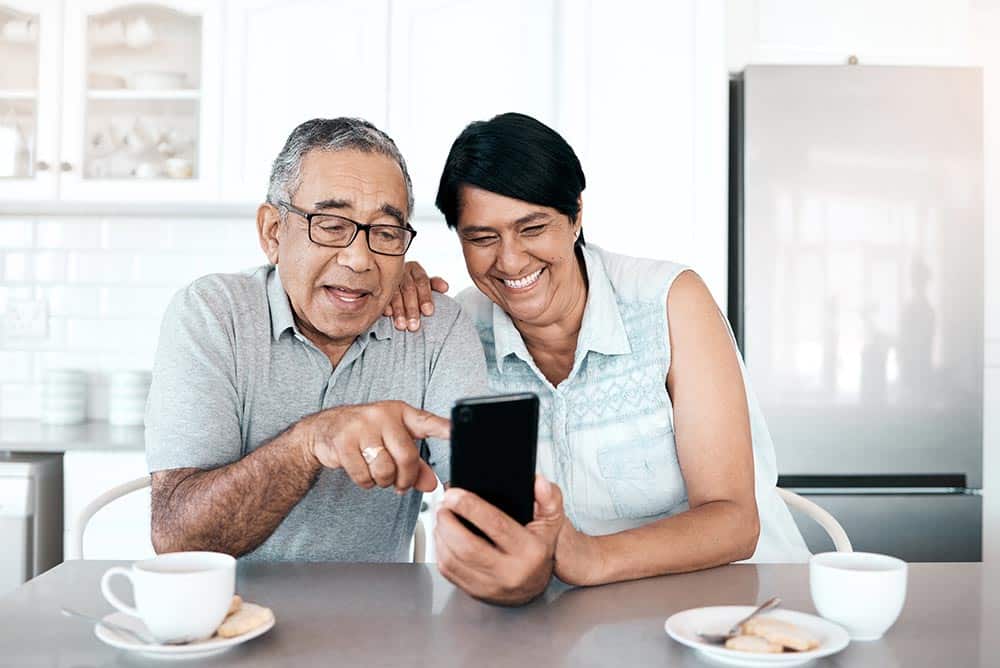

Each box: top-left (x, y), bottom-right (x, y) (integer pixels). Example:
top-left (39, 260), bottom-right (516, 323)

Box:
top-left (60, 607), bottom-right (155, 645)
top-left (697, 596), bottom-right (782, 644)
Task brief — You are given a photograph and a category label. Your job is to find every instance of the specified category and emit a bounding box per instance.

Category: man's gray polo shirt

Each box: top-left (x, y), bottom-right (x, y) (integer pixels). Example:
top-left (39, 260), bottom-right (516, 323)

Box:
top-left (145, 265), bottom-right (489, 562)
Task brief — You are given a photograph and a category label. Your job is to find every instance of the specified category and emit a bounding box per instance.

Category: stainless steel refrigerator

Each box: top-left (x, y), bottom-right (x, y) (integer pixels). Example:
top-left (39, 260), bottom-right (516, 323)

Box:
top-left (730, 65), bottom-right (984, 561)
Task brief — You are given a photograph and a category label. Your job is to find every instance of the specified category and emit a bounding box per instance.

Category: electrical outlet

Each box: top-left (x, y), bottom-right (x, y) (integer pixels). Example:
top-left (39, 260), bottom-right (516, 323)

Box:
top-left (4, 298), bottom-right (48, 339)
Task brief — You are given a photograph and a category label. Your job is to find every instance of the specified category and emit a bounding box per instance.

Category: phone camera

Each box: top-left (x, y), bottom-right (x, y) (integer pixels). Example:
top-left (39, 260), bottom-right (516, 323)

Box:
top-left (456, 406), bottom-right (474, 424)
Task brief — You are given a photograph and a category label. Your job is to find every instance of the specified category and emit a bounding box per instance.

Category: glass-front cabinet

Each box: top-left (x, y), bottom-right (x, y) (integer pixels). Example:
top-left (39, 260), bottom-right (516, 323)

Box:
top-left (0, 0), bottom-right (220, 201)
top-left (0, 0), bottom-right (60, 199)
top-left (60, 0), bottom-right (220, 199)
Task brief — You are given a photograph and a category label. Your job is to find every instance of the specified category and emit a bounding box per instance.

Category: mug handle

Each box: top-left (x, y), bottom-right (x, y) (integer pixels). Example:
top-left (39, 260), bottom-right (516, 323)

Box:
top-left (100, 566), bottom-right (139, 617)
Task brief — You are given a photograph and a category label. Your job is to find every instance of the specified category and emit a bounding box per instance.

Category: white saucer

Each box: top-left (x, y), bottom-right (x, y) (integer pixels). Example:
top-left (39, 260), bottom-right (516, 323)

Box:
top-left (664, 606), bottom-right (849, 667)
top-left (94, 611), bottom-right (274, 660)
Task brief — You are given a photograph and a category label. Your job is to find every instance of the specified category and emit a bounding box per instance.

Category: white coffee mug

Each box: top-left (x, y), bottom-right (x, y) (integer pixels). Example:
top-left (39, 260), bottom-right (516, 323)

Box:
top-left (810, 551), bottom-right (907, 640)
top-left (101, 551), bottom-right (235, 643)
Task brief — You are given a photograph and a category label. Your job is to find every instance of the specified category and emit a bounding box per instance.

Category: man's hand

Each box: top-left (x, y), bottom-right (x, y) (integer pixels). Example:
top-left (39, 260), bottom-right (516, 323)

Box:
top-left (383, 261), bottom-right (449, 331)
top-left (298, 400), bottom-right (450, 493)
top-left (434, 475), bottom-right (564, 606)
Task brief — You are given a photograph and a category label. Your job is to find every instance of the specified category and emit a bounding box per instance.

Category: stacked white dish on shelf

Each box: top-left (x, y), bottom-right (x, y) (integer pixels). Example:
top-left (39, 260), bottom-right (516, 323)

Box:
top-left (41, 369), bottom-right (88, 425)
top-left (109, 371), bottom-right (151, 426)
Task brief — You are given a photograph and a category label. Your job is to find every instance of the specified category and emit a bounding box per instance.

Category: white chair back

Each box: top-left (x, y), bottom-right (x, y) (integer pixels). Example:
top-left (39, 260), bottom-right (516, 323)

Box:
top-left (70, 474), bottom-right (429, 562)
top-left (69, 475), bottom-right (152, 560)
top-left (777, 487), bottom-right (853, 553)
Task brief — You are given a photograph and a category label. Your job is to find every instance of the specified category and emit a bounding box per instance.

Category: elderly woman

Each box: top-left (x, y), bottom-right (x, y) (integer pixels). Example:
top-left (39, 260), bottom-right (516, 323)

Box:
top-left (393, 113), bottom-right (808, 604)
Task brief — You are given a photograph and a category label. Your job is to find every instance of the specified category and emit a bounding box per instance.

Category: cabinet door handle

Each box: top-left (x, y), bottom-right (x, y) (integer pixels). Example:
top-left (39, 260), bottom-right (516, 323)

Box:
top-left (36, 160), bottom-right (50, 171)
top-left (60, 161), bottom-right (73, 172)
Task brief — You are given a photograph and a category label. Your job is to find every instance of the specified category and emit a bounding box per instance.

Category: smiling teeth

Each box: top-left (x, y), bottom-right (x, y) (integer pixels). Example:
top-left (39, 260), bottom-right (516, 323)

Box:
top-left (503, 269), bottom-right (543, 289)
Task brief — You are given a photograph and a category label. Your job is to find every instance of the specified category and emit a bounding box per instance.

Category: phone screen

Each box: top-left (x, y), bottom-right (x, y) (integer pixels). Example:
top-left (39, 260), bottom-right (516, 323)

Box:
top-left (450, 393), bottom-right (539, 533)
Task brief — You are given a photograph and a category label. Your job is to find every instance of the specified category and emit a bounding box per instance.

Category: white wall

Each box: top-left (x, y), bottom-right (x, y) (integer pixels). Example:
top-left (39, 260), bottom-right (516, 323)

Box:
top-left (727, 0), bottom-right (999, 561)
top-left (972, 0), bottom-right (1000, 565)
top-left (0, 0), bottom-right (731, 422)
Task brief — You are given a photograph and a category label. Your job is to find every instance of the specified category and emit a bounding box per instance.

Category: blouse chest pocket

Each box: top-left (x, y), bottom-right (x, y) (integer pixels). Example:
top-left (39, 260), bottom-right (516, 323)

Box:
top-left (595, 429), bottom-right (687, 520)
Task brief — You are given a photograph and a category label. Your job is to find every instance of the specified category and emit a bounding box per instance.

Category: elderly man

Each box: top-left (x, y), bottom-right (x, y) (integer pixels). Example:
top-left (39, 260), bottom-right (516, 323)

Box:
top-left (146, 117), bottom-right (488, 563)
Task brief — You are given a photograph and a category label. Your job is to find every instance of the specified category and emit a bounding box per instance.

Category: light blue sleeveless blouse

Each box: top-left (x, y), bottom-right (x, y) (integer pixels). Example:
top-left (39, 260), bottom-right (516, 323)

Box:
top-left (457, 244), bottom-right (810, 562)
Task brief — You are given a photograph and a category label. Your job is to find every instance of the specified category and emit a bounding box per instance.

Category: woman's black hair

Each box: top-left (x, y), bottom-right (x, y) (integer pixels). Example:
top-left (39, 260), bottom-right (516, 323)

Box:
top-left (435, 112), bottom-right (586, 246)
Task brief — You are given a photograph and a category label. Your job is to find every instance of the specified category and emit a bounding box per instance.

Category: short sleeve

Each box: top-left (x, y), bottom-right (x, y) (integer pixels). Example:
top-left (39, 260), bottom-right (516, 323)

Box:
top-left (421, 297), bottom-right (490, 485)
top-left (145, 281), bottom-right (243, 472)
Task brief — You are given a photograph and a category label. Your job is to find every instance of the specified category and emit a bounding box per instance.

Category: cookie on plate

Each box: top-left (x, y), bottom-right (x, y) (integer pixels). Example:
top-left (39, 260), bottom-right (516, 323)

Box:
top-left (725, 634), bottom-right (784, 653)
top-left (741, 617), bottom-right (819, 651)
top-left (216, 602), bottom-right (274, 638)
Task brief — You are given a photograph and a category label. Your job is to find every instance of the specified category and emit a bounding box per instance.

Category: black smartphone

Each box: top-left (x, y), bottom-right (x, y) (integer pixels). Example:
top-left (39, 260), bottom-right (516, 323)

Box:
top-left (450, 393), bottom-right (539, 537)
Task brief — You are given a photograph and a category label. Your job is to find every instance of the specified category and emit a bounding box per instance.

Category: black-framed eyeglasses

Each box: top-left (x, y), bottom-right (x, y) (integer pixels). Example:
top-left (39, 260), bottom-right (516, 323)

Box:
top-left (275, 200), bottom-right (416, 256)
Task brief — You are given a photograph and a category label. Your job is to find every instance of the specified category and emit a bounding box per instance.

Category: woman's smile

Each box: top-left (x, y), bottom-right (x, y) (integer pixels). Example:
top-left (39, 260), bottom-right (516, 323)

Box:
top-left (498, 267), bottom-right (545, 291)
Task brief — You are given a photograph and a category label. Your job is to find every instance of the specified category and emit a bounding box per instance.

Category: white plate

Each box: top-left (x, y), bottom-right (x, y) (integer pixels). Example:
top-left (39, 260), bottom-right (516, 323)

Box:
top-left (94, 611), bottom-right (274, 660)
top-left (665, 606), bottom-right (849, 667)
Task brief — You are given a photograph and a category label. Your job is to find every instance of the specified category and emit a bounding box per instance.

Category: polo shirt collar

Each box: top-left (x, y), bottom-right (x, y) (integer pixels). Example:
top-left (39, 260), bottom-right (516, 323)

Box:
top-left (267, 266), bottom-right (297, 341)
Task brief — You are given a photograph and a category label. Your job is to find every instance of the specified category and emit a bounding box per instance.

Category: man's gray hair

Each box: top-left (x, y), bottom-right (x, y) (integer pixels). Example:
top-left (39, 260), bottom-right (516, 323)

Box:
top-left (266, 117), bottom-right (414, 219)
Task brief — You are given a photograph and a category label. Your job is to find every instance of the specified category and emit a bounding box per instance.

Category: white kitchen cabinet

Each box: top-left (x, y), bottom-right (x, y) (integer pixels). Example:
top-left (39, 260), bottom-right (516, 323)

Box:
top-left (1, 0), bottom-right (222, 202)
top-left (63, 449), bottom-right (153, 560)
top-left (59, 0), bottom-right (223, 200)
top-left (387, 0), bottom-right (558, 217)
top-left (1, 0), bottom-right (730, 300)
top-left (386, 0), bottom-right (728, 302)
top-left (0, 0), bottom-right (61, 200)
top-left (221, 0), bottom-right (390, 202)
top-left (727, 0), bottom-right (973, 70)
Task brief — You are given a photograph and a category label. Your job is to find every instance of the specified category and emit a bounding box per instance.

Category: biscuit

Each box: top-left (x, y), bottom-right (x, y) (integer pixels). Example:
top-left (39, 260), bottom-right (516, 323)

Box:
top-left (725, 634), bottom-right (784, 653)
top-left (216, 602), bottom-right (274, 638)
top-left (226, 595), bottom-right (243, 617)
top-left (741, 617), bottom-right (819, 651)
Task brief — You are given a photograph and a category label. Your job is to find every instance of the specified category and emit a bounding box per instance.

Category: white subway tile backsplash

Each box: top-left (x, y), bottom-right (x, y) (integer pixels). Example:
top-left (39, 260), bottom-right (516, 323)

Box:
top-left (64, 318), bottom-right (122, 351)
top-left (98, 351), bottom-right (156, 372)
top-left (3, 252), bottom-right (30, 281)
top-left (0, 219), bottom-right (34, 248)
top-left (130, 253), bottom-right (190, 284)
top-left (0, 351), bottom-right (33, 382)
top-left (0, 285), bottom-right (35, 309)
top-left (43, 285), bottom-right (102, 317)
top-left (102, 219), bottom-right (175, 250)
top-left (36, 351), bottom-right (105, 375)
top-left (67, 252), bottom-right (137, 283)
top-left (0, 214), bottom-right (252, 418)
top-left (8, 316), bottom-right (68, 351)
top-left (0, 383), bottom-right (40, 418)
top-left (100, 286), bottom-right (176, 318)
top-left (132, 252), bottom-right (233, 285)
top-left (229, 241), bottom-right (264, 268)
top-left (36, 219), bottom-right (103, 249)
top-left (34, 251), bottom-right (68, 282)
top-left (226, 220), bottom-right (259, 246)
top-left (169, 219), bottom-right (241, 250)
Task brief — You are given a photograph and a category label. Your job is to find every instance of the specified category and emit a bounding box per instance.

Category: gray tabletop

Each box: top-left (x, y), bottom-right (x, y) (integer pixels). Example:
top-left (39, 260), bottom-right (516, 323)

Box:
top-left (0, 560), bottom-right (994, 667)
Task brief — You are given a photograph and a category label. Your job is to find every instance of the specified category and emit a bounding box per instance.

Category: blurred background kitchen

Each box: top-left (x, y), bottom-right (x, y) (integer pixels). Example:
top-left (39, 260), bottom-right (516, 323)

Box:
top-left (0, 0), bottom-right (997, 596)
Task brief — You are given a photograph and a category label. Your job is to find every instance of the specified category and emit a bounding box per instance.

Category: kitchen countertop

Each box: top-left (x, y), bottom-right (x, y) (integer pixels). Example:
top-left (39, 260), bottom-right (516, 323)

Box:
top-left (0, 419), bottom-right (144, 452)
top-left (1, 560), bottom-right (993, 666)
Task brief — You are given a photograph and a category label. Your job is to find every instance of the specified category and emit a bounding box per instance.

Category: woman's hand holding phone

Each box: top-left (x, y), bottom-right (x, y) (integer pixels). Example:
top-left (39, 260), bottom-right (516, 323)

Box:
top-left (434, 475), bottom-right (565, 606)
